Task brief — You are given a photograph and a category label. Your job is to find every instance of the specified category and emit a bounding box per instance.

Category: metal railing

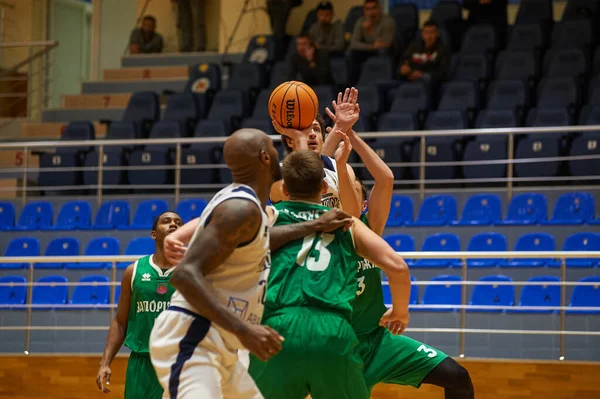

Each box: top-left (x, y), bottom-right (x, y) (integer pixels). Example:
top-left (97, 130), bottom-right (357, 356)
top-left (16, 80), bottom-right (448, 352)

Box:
top-left (1, 124), bottom-right (599, 204)
top-left (0, 251), bottom-right (599, 360)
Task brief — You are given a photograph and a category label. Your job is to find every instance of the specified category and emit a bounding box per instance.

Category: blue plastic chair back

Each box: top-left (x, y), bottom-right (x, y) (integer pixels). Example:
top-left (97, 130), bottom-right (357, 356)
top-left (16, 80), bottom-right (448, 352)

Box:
top-left (548, 192), bottom-right (594, 223)
top-left (466, 233), bottom-right (508, 267)
top-left (563, 232), bottom-right (600, 267)
top-left (569, 277), bottom-right (600, 313)
top-left (458, 194), bottom-right (502, 225)
top-left (118, 237), bottom-right (155, 269)
top-left (32, 275), bottom-right (68, 305)
top-left (176, 199), bottom-right (208, 223)
top-left (517, 276), bottom-right (560, 312)
top-left (386, 195), bottom-right (414, 226)
top-left (70, 275), bottom-right (110, 305)
top-left (16, 201), bottom-right (53, 229)
top-left (0, 237), bottom-right (40, 269)
top-left (421, 275), bottom-right (462, 311)
top-left (415, 195), bottom-right (457, 225)
top-left (0, 201), bottom-right (15, 229)
top-left (54, 201), bottom-right (92, 229)
top-left (504, 193), bottom-right (547, 224)
top-left (92, 200), bottom-right (130, 229)
top-left (0, 276), bottom-right (26, 305)
top-left (469, 275), bottom-right (515, 312)
top-left (130, 200), bottom-right (169, 229)
top-left (415, 233), bottom-right (461, 267)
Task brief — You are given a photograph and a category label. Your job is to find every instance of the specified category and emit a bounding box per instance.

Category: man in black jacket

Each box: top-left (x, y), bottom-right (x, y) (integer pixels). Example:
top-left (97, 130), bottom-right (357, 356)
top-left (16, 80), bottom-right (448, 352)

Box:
top-left (398, 20), bottom-right (450, 86)
top-left (287, 34), bottom-right (333, 86)
top-left (267, 0), bottom-right (303, 59)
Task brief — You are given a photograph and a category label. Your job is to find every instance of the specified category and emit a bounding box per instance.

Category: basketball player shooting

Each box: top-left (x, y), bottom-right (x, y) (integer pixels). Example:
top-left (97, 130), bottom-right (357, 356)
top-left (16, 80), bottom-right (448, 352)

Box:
top-left (149, 129), bottom-right (284, 399)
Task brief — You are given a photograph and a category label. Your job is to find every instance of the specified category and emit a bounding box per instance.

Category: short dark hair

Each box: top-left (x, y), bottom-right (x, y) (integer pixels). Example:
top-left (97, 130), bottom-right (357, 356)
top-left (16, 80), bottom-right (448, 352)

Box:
top-left (282, 150), bottom-right (324, 199)
top-left (143, 15), bottom-right (156, 25)
top-left (316, 1), bottom-right (333, 11)
top-left (296, 33), bottom-right (313, 43)
top-left (281, 113), bottom-right (326, 154)
top-left (364, 0), bottom-right (379, 5)
top-left (151, 211), bottom-right (178, 231)
top-left (423, 20), bottom-right (438, 29)
top-left (355, 176), bottom-right (368, 202)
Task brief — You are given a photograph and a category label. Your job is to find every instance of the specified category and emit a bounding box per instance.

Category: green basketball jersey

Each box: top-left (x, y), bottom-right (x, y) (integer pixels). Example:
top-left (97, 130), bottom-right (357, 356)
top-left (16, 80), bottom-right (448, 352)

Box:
top-left (351, 214), bottom-right (388, 338)
top-left (124, 255), bottom-right (176, 354)
top-left (264, 201), bottom-right (361, 321)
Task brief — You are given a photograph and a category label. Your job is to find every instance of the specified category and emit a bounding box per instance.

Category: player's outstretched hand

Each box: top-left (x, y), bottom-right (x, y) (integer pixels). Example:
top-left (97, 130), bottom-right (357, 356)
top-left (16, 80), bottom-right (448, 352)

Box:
top-left (325, 87), bottom-right (360, 132)
top-left (239, 324), bottom-right (284, 362)
top-left (333, 131), bottom-right (353, 165)
top-left (315, 208), bottom-right (354, 232)
top-left (96, 364), bottom-right (111, 393)
top-left (379, 307), bottom-right (410, 336)
top-left (164, 234), bottom-right (186, 265)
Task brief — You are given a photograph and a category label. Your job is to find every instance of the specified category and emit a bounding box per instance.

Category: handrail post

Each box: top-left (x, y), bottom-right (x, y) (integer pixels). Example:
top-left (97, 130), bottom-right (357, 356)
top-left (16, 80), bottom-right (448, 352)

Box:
top-left (419, 135), bottom-right (426, 201)
top-left (24, 262), bottom-right (34, 354)
top-left (507, 133), bottom-right (514, 200)
top-left (175, 143), bottom-right (181, 204)
top-left (21, 147), bottom-right (29, 206)
top-left (97, 144), bottom-right (104, 206)
top-left (109, 261), bottom-right (116, 321)
top-left (559, 256), bottom-right (566, 360)
top-left (459, 257), bottom-right (467, 357)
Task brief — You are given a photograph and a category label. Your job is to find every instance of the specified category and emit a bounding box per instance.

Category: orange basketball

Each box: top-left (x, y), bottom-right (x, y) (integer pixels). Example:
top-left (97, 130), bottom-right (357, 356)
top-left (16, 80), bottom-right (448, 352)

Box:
top-left (268, 81), bottom-right (319, 130)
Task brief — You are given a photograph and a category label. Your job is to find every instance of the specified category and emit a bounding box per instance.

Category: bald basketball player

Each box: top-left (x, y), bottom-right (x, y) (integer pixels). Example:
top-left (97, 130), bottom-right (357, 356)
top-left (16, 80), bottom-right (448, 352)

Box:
top-left (149, 129), bottom-right (284, 399)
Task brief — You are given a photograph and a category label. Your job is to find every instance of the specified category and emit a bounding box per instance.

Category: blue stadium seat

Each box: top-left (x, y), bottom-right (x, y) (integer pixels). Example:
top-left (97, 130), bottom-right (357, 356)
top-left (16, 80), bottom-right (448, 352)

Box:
top-left (408, 195), bottom-right (457, 226)
top-left (466, 232), bottom-right (508, 267)
top-left (121, 200), bottom-right (168, 230)
top-left (207, 89), bottom-right (249, 131)
top-left (506, 25), bottom-right (544, 51)
top-left (569, 106), bottom-right (600, 176)
top-left (61, 120), bottom-right (95, 142)
top-left (0, 201), bottom-right (15, 230)
top-left (386, 195), bottom-right (414, 227)
top-left (118, 237), bottom-right (155, 269)
top-left (495, 50), bottom-right (537, 80)
top-left (388, 82), bottom-right (429, 116)
top-left (451, 53), bottom-right (489, 82)
top-left (67, 237), bottom-right (120, 270)
top-left (32, 275), bottom-right (68, 306)
top-left (330, 57), bottom-right (348, 87)
top-left (186, 63), bottom-right (221, 94)
top-left (384, 234), bottom-right (415, 266)
top-left (413, 233), bottom-right (461, 268)
top-left (383, 275), bottom-right (418, 307)
top-left (486, 80), bottom-right (527, 111)
top-left (312, 85), bottom-right (336, 117)
top-left (176, 199), bottom-right (208, 223)
top-left (35, 237), bottom-right (79, 269)
top-left (357, 56), bottom-right (395, 86)
top-left (468, 275), bottom-right (515, 312)
top-left (69, 275), bottom-right (110, 306)
top-left (562, 0), bottom-right (599, 20)
top-left (390, 4), bottom-right (418, 44)
top-left (544, 49), bottom-right (588, 79)
top-left (268, 61), bottom-right (288, 89)
top-left (228, 62), bottom-right (268, 92)
top-left (0, 276), bottom-right (26, 305)
top-left (353, 85), bottom-right (382, 121)
top-left (244, 35), bottom-right (277, 64)
top-left (37, 149), bottom-right (83, 189)
top-left (83, 148), bottom-right (124, 187)
top-left (121, 91), bottom-right (161, 138)
top-left (251, 89), bottom-right (273, 119)
top-left (568, 277), bottom-right (600, 314)
top-left (181, 120), bottom-right (229, 187)
top-left (11, 201), bottom-right (53, 231)
top-left (460, 24), bottom-right (496, 54)
top-left (438, 81), bottom-right (479, 111)
top-left (0, 237), bottom-right (40, 269)
top-left (430, 1), bottom-right (462, 27)
top-left (41, 201), bottom-right (91, 231)
top-left (563, 232), bottom-right (600, 267)
top-left (344, 6), bottom-right (364, 41)
top-left (515, 0), bottom-right (553, 26)
top-left (164, 92), bottom-right (202, 131)
top-left (241, 118), bottom-right (276, 135)
top-left (550, 20), bottom-right (593, 49)
top-left (510, 276), bottom-right (560, 314)
top-left (501, 233), bottom-right (558, 267)
top-left (542, 192), bottom-right (595, 225)
top-left (452, 194), bottom-right (502, 226)
top-left (515, 108), bottom-right (571, 178)
top-left (416, 275), bottom-right (462, 312)
top-left (499, 193), bottom-right (548, 225)
top-left (373, 113), bottom-right (415, 179)
top-left (536, 78), bottom-right (579, 109)
top-left (90, 200), bottom-right (130, 230)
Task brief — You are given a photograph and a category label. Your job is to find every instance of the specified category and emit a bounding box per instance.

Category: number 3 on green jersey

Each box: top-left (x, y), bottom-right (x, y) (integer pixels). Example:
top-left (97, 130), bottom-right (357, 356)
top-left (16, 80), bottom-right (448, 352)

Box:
top-left (296, 233), bottom-right (335, 271)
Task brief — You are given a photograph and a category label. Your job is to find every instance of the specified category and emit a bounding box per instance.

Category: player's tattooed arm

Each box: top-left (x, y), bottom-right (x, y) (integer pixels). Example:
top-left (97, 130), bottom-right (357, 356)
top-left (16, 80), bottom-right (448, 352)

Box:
top-left (170, 199), bottom-right (284, 360)
top-left (97, 264), bottom-right (133, 393)
top-left (270, 208), bottom-right (354, 251)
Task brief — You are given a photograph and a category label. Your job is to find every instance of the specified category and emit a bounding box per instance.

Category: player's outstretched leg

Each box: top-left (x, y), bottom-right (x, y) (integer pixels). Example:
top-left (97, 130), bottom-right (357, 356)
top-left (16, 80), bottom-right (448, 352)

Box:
top-left (421, 357), bottom-right (474, 399)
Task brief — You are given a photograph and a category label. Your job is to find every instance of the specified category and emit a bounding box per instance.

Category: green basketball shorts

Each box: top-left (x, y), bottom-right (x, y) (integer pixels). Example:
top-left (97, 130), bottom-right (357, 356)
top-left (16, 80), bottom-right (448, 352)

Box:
top-left (125, 351), bottom-right (163, 399)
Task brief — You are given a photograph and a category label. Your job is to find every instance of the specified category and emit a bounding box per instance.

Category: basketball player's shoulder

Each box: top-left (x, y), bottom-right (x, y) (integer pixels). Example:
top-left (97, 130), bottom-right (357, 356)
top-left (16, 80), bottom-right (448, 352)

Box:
top-left (209, 198), bottom-right (262, 244)
top-left (321, 155), bottom-right (337, 172)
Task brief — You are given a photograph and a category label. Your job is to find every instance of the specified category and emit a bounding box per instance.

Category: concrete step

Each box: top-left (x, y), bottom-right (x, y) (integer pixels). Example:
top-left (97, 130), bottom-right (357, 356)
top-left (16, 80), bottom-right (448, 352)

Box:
top-left (41, 108), bottom-right (126, 123)
top-left (120, 52), bottom-right (242, 68)
top-left (61, 93), bottom-right (132, 109)
top-left (103, 65), bottom-right (189, 81)
top-left (19, 122), bottom-right (107, 139)
top-left (82, 79), bottom-right (187, 94)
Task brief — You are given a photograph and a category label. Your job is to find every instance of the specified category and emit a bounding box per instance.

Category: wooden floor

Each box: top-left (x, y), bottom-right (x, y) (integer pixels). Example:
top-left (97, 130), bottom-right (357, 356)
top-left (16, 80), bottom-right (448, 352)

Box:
top-left (0, 356), bottom-right (599, 399)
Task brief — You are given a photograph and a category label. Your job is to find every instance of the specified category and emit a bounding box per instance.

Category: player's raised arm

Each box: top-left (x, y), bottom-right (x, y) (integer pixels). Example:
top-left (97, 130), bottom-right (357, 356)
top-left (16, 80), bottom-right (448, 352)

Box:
top-left (352, 217), bottom-right (411, 335)
top-left (333, 131), bottom-right (362, 218)
top-left (170, 199), bottom-right (284, 361)
top-left (97, 264), bottom-right (133, 393)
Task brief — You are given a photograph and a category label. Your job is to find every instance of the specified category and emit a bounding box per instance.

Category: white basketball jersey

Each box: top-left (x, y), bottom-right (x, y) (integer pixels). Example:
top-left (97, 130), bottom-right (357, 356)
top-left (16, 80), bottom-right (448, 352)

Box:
top-left (169, 183), bottom-right (271, 350)
top-left (320, 155), bottom-right (340, 209)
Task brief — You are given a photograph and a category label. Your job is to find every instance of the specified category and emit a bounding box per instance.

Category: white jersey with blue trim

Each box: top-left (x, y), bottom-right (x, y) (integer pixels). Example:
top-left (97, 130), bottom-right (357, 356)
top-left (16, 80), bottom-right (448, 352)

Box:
top-left (320, 155), bottom-right (341, 209)
top-left (169, 183), bottom-right (271, 351)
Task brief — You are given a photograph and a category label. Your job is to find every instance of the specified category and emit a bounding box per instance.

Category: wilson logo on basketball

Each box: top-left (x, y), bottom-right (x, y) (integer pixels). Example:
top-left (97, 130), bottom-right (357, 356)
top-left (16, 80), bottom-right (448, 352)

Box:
top-left (285, 99), bottom-right (296, 127)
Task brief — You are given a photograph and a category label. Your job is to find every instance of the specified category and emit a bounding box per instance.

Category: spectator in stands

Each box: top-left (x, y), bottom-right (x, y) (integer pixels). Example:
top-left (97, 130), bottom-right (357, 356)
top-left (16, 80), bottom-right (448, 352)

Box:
top-left (308, 2), bottom-right (345, 54)
top-left (129, 15), bottom-right (163, 54)
top-left (287, 34), bottom-right (333, 86)
top-left (267, 0), bottom-right (303, 60)
top-left (348, 0), bottom-right (396, 84)
top-left (172, 0), bottom-right (206, 52)
top-left (399, 20), bottom-right (450, 86)
top-left (463, 0), bottom-right (508, 45)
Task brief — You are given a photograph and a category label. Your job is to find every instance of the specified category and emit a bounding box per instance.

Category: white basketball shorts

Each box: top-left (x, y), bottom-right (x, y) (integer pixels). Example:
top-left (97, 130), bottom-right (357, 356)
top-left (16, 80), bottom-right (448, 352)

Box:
top-left (150, 306), bottom-right (264, 399)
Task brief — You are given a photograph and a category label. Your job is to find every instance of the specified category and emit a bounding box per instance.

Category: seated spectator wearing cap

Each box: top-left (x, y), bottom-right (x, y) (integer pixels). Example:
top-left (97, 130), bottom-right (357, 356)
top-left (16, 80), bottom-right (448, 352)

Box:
top-left (348, 0), bottom-right (396, 84)
top-left (287, 34), bottom-right (333, 86)
top-left (308, 2), bottom-right (345, 54)
top-left (399, 20), bottom-right (450, 86)
top-left (129, 15), bottom-right (164, 54)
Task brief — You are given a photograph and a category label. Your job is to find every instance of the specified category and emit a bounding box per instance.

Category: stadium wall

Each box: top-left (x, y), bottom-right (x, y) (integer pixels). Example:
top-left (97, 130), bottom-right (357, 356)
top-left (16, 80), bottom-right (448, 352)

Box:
top-left (0, 356), bottom-right (598, 399)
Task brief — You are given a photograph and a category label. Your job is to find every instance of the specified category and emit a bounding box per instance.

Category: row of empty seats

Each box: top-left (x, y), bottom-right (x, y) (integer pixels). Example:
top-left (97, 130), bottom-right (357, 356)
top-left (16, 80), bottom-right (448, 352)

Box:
top-left (382, 275), bottom-right (600, 314)
top-left (1, 191), bottom-right (599, 231)
top-left (2, 274), bottom-right (598, 314)
top-left (2, 231), bottom-right (598, 270)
